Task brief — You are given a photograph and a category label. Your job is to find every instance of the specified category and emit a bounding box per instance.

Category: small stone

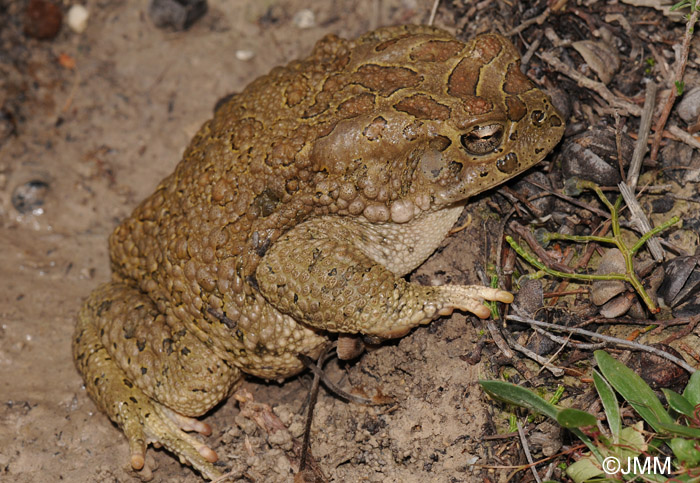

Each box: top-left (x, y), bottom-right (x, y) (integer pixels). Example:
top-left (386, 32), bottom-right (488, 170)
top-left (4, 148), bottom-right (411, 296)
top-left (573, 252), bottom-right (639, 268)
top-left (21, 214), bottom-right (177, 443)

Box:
top-left (513, 279), bottom-right (544, 316)
top-left (66, 5), bottom-right (89, 34)
top-left (148, 0), bottom-right (207, 31)
top-left (267, 429), bottom-right (293, 451)
top-left (677, 86), bottom-right (700, 123)
top-left (292, 9), bottom-right (315, 29)
top-left (235, 50), bottom-right (255, 61)
top-left (24, 0), bottom-right (62, 40)
top-left (12, 180), bottom-right (49, 214)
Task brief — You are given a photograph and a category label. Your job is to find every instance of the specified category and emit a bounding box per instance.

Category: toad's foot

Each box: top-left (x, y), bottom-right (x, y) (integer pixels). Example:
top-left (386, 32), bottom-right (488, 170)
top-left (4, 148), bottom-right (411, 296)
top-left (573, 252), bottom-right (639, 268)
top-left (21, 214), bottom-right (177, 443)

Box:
top-left (431, 285), bottom-right (513, 320)
top-left (117, 387), bottom-right (221, 480)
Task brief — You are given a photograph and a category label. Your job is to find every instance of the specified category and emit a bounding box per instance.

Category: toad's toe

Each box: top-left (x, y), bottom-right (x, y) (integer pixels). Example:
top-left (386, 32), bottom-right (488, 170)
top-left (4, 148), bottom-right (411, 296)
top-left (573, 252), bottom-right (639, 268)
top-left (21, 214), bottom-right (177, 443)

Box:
top-left (118, 391), bottom-right (222, 480)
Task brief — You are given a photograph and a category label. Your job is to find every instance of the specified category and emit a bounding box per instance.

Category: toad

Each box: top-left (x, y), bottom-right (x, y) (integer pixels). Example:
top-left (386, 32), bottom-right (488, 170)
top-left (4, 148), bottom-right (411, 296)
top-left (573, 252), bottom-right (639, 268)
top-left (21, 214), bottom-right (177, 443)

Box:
top-left (73, 25), bottom-right (564, 479)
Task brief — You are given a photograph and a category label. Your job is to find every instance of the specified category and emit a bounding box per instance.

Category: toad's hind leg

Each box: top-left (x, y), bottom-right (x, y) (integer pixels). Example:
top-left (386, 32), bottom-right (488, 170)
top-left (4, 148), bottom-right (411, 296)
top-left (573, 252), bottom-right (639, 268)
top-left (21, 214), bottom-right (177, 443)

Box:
top-left (73, 282), bottom-right (241, 480)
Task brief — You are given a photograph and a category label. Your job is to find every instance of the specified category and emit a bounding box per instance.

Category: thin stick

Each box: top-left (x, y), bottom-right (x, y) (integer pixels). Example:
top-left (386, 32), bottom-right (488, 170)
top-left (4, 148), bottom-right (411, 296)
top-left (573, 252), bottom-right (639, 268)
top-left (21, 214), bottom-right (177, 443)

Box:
top-left (618, 182), bottom-right (664, 261)
top-left (517, 421), bottom-right (542, 483)
top-left (650, 7), bottom-right (700, 160)
top-left (428, 0), bottom-right (440, 26)
top-left (507, 313), bottom-right (697, 373)
top-left (668, 124), bottom-right (700, 150)
top-left (299, 346), bottom-right (330, 472)
top-left (627, 82), bottom-right (657, 192)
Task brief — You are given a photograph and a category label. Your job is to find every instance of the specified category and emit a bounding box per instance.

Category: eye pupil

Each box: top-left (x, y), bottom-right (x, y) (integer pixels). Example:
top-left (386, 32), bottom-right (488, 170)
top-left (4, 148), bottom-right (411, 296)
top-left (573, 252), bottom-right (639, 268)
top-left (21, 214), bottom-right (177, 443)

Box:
top-left (460, 123), bottom-right (504, 155)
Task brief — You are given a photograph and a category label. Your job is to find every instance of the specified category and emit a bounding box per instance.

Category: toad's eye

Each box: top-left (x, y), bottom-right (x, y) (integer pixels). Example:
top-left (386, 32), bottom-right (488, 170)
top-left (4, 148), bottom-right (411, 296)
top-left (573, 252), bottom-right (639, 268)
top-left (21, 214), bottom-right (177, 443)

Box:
top-left (460, 123), bottom-right (504, 155)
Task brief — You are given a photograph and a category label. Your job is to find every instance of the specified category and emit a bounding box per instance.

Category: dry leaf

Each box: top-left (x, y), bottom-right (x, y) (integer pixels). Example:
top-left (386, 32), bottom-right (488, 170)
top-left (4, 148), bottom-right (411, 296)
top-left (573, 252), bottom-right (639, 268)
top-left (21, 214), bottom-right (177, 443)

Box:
top-left (571, 40), bottom-right (620, 85)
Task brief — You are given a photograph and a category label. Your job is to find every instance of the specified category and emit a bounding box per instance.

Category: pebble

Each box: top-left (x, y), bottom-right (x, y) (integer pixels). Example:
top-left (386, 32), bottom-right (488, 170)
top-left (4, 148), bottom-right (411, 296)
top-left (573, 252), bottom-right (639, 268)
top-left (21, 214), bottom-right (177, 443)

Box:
top-left (66, 4), bottom-right (89, 34)
top-left (677, 86), bottom-right (700, 123)
top-left (292, 9), bottom-right (316, 29)
top-left (235, 50), bottom-right (255, 61)
top-left (148, 0), bottom-right (208, 31)
top-left (12, 180), bottom-right (49, 214)
top-left (23, 0), bottom-right (62, 40)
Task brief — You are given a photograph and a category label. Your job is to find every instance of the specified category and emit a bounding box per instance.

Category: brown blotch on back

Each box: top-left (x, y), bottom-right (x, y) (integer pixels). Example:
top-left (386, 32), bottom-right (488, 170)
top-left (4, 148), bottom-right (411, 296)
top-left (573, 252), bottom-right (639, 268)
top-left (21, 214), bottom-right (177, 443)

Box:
top-left (459, 96), bottom-right (493, 118)
top-left (394, 94), bottom-right (451, 120)
top-left (337, 93), bottom-right (377, 118)
top-left (504, 62), bottom-right (535, 95)
top-left (505, 96), bottom-right (527, 122)
top-left (447, 57), bottom-right (480, 99)
top-left (473, 34), bottom-right (503, 63)
top-left (354, 64), bottom-right (423, 96)
top-left (409, 40), bottom-right (463, 62)
top-left (303, 74), bottom-right (345, 118)
top-left (448, 36), bottom-right (504, 99)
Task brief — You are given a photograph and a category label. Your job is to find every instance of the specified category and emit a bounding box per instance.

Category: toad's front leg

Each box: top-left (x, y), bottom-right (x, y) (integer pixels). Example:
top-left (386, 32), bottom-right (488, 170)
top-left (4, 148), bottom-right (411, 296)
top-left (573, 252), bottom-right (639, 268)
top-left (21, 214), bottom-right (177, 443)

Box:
top-left (255, 216), bottom-right (512, 340)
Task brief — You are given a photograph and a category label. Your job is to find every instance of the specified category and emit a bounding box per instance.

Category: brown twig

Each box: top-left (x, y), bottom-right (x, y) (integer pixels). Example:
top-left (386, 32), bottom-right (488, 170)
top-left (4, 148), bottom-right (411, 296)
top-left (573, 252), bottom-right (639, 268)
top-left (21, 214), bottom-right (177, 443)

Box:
top-left (661, 314), bottom-right (700, 345)
top-left (509, 221), bottom-right (575, 274)
top-left (506, 8), bottom-right (552, 37)
top-left (650, 7), bottom-right (700, 160)
top-left (539, 51), bottom-right (642, 117)
top-left (668, 124), bottom-right (700, 150)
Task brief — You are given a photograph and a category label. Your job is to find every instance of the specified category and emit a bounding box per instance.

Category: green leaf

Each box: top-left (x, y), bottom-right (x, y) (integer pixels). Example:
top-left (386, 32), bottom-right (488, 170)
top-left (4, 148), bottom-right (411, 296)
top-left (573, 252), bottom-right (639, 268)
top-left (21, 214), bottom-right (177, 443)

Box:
top-left (556, 408), bottom-right (598, 428)
top-left (565, 456), bottom-right (602, 483)
top-left (594, 351), bottom-right (674, 432)
top-left (663, 388), bottom-right (696, 418)
top-left (479, 380), bottom-right (558, 420)
top-left (656, 421), bottom-right (700, 438)
top-left (593, 369), bottom-right (621, 443)
top-left (676, 80), bottom-right (686, 96)
top-left (672, 437), bottom-right (700, 467)
top-left (683, 370), bottom-right (700, 406)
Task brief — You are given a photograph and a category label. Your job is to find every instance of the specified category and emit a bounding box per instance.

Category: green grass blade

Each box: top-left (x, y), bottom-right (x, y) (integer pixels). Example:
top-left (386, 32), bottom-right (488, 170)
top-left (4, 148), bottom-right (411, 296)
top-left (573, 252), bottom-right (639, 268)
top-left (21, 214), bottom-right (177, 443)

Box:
top-left (593, 369), bottom-right (621, 443)
top-left (556, 408), bottom-right (598, 428)
top-left (479, 380), bottom-right (559, 419)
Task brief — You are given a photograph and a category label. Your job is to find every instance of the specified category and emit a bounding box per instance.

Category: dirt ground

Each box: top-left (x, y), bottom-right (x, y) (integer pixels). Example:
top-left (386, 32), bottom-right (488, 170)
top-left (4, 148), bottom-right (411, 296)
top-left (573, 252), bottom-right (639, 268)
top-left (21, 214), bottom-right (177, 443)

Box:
top-left (2, 1), bottom-right (697, 482)
top-left (0, 1), bottom-right (526, 481)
